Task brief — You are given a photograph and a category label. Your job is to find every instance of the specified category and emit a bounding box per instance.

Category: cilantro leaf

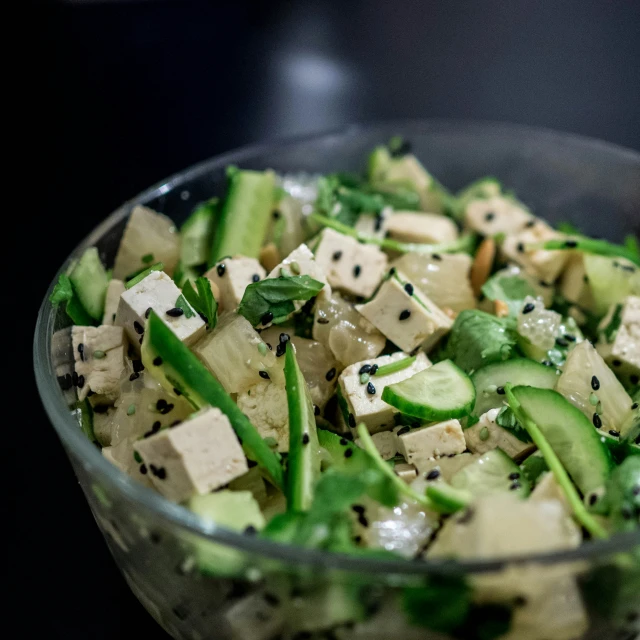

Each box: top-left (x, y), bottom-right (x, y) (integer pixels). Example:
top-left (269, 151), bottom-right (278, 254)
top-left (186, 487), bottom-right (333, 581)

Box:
top-left (174, 294), bottom-right (195, 318)
top-left (49, 273), bottom-right (74, 306)
top-left (481, 274), bottom-right (537, 316)
top-left (601, 303), bottom-right (623, 343)
top-left (443, 310), bottom-right (518, 374)
top-left (182, 277), bottom-right (218, 330)
top-left (495, 405), bottom-right (533, 443)
top-left (238, 275), bottom-right (324, 326)
top-left (49, 273), bottom-right (94, 325)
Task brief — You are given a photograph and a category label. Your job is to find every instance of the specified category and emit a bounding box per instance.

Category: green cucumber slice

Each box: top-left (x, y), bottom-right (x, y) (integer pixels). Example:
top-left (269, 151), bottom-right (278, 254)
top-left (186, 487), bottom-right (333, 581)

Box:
top-left (425, 483), bottom-right (472, 514)
top-left (511, 386), bottom-right (613, 496)
top-left (470, 358), bottom-right (558, 418)
top-left (209, 169), bottom-right (275, 265)
top-left (69, 247), bottom-right (109, 320)
top-left (141, 310), bottom-right (284, 490)
top-left (450, 448), bottom-right (530, 499)
top-left (284, 342), bottom-right (321, 512)
top-left (180, 198), bottom-right (218, 267)
top-left (381, 360), bottom-right (475, 421)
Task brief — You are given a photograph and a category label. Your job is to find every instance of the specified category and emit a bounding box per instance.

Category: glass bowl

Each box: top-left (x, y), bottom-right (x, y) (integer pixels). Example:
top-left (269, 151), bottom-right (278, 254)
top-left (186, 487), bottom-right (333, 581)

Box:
top-left (34, 121), bottom-right (640, 640)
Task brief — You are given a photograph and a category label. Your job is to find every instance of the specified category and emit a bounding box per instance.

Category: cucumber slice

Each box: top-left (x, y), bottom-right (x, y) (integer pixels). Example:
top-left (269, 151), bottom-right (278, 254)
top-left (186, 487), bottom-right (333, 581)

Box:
top-left (69, 247), bottom-right (109, 321)
top-left (450, 448), bottom-right (531, 499)
top-left (180, 198), bottom-right (218, 267)
top-left (511, 386), bottom-right (613, 496)
top-left (381, 360), bottom-right (475, 421)
top-left (425, 483), bottom-right (472, 514)
top-left (471, 359), bottom-right (558, 418)
top-left (141, 310), bottom-right (284, 490)
top-left (209, 169), bottom-right (275, 265)
top-left (284, 343), bottom-right (321, 512)
top-left (584, 254), bottom-right (640, 316)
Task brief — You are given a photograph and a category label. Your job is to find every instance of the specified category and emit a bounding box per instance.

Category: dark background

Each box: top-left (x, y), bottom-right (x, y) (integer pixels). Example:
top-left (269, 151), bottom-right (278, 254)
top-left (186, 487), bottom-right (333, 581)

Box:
top-left (23, 1), bottom-right (639, 637)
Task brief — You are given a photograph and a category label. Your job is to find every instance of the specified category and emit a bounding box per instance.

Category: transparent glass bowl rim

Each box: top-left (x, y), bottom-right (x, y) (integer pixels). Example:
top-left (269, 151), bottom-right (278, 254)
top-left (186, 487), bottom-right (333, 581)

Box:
top-left (34, 119), bottom-right (640, 577)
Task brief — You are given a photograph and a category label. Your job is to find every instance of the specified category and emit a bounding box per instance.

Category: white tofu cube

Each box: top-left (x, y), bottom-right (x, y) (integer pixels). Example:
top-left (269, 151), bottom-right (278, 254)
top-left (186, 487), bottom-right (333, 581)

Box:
top-left (395, 419), bottom-right (466, 468)
top-left (597, 295), bottom-right (640, 384)
top-left (339, 351), bottom-right (431, 434)
top-left (72, 325), bottom-right (126, 403)
top-left (204, 256), bottom-right (265, 313)
top-left (386, 211), bottom-right (458, 245)
top-left (464, 196), bottom-right (533, 237)
top-left (102, 279), bottom-right (125, 325)
top-left (103, 443), bottom-right (154, 488)
top-left (134, 407), bottom-right (248, 503)
top-left (502, 220), bottom-right (569, 283)
top-left (113, 204), bottom-right (180, 279)
top-left (354, 207), bottom-right (391, 240)
top-left (463, 408), bottom-right (536, 459)
top-left (236, 381), bottom-right (289, 452)
top-left (115, 270), bottom-right (205, 351)
top-left (355, 430), bottom-right (397, 460)
top-left (394, 463), bottom-right (418, 483)
top-left (313, 228), bottom-right (388, 298)
top-left (356, 270), bottom-right (453, 352)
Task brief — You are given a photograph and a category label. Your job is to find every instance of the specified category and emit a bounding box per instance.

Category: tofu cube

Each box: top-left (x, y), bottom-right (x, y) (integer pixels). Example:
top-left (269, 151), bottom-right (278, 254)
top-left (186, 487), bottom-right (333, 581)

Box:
top-left (314, 228), bottom-right (388, 298)
top-left (72, 325), bottom-right (126, 403)
top-left (134, 407), bottom-right (248, 503)
top-left (354, 208), bottom-right (391, 240)
top-left (386, 212), bottom-right (458, 245)
top-left (464, 196), bottom-right (533, 237)
top-left (356, 270), bottom-right (453, 352)
top-left (204, 256), bottom-right (265, 313)
top-left (355, 430), bottom-right (397, 460)
top-left (597, 295), bottom-right (640, 384)
top-left (267, 243), bottom-right (330, 299)
top-left (236, 381), bottom-right (289, 452)
top-left (115, 270), bottom-right (205, 350)
top-left (501, 220), bottom-right (569, 283)
top-left (339, 351), bottom-right (431, 434)
top-left (103, 443), bottom-right (154, 488)
top-left (464, 408), bottom-right (536, 459)
top-left (102, 279), bottom-right (125, 325)
top-left (394, 463), bottom-right (418, 483)
top-left (395, 419), bottom-right (466, 469)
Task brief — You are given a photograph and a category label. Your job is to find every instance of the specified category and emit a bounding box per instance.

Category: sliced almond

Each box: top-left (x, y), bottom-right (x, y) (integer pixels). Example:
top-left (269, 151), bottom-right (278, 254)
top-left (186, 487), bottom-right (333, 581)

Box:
top-left (259, 243), bottom-right (281, 272)
top-left (470, 237), bottom-right (496, 297)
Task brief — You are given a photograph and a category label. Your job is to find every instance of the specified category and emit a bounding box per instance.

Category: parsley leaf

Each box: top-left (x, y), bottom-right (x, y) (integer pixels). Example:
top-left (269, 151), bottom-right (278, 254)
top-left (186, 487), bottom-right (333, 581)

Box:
top-left (174, 294), bottom-right (195, 318)
top-left (481, 274), bottom-right (537, 316)
top-left (495, 405), bottom-right (533, 443)
top-left (601, 303), bottom-right (623, 343)
top-left (238, 275), bottom-right (324, 326)
top-left (49, 273), bottom-right (74, 306)
top-left (182, 277), bottom-right (218, 330)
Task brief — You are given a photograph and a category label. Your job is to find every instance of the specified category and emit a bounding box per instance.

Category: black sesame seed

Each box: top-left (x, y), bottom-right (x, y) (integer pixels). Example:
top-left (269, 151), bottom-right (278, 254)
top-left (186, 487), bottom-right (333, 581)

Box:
top-left (259, 370), bottom-right (270, 380)
top-left (591, 375), bottom-right (600, 391)
top-left (388, 267), bottom-right (397, 276)
top-left (279, 333), bottom-right (290, 344)
top-left (525, 219), bottom-right (536, 228)
top-left (370, 364), bottom-right (379, 375)
top-left (588, 493), bottom-right (598, 506)
top-left (612, 359), bottom-right (622, 367)
top-left (149, 532), bottom-right (161, 544)
top-left (374, 214), bottom-right (383, 231)
top-left (404, 283), bottom-right (414, 296)
top-left (72, 371), bottom-right (79, 387)
top-left (608, 429), bottom-right (620, 438)
top-left (354, 535), bottom-right (362, 544)
top-left (129, 372), bottom-right (140, 381)
top-left (153, 356), bottom-right (163, 366)
top-left (252, 273), bottom-right (260, 283)
top-left (332, 250), bottom-right (342, 261)
top-left (516, 242), bottom-right (525, 253)
top-left (496, 386), bottom-right (505, 395)
top-left (317, 317), bottom-right (329, 324)
top-left (93, 404), bottom-right (109, 414)
top-left (397, 426), bottom-right (411, 436)
top-left (542, 360), bottom-right (554, 367)
top-left (484, 212), bottom-right (495, 222)
top-left (593, 413), bottom-right (602, 429)
top-left (514, 595), bottom-right (528, 607)
top-left (522, 302), bottom-right (535, 314)
top-left (156, 399), bottom-right (168, 411)
top-left (58, 374), bottom-right (73, 391)
top-left (631, 374), bottom-right (639, 385)
top-left (263, 593), bottom-right (280, 607)
top-left (564, 333), bottom-right (576, 342)
top-left (632, 403), bottom-right (638, 410)
top-left (366, 382), bottom-right (376, 395)
top-left (133, 321), bottom-right (144, 334)
top-left (275, 343), bottom-right (286, 357)
top-left (353, 265), bottom-right (362, 278)
top-left (348, 413), bottom-right (356, 428)
top-left (539, 280), bottom-right (552, 288)
top-left (160, 403), bottom-right (174, 415)
top-left (326, 367), bottom-right (337, 381)
top-left (564, 240), bottom-right (578, 248)
top-left (302, 433), bottom-right (310, 445)
top-left (359, 364), bottom-right (372, 374)
top-left (145, 307), bottom-right (152, 319)
top-left (399, 309), bottom-right (411, 321)
top-left (431, 254), bottom-right (442, 261)
top-left (621, 506), bottom-right (633, 521)
top-left (133, 359), bottom-right (144, 373)
top-left (261, 311), bottom-right (274, 325)
top-left (172, 387), bottom-right (181, 396)
top-left (352, 504), bottom-right (365, 514)
top-left (508, 472), bottom-right (521, 480)
top-left (139, 464), bottom-right (148, 475)
top-left (78, 343), bottom-right (85, 358)
top-left (339, 438), bottom-right (349, 446)
top-left (344, 449), bottom-right (354, 459)
top-left (166, 307), bottom-right (184, 318)
top-left (426, 469), bottom-right (440, 480)
top-left (272, 210), bottom-right (281, 220)
top-left (313, 404), bottom-right (320, 416)
top-left (555, 337), bottom-right (569, 348)
top-left (243, 525), bottom-right (258, 536)
top-left (357, 514), bottom-right (369, 527)
top-left (509, 482), bottom-right (521, 491)
top-left (216, 263), bottom-right (226, 277)
top-left (76, 375), bottom-right (85, 388)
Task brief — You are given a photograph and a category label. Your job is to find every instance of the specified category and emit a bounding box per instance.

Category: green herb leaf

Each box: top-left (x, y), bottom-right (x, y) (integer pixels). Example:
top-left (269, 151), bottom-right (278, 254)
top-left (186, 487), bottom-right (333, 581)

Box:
top-left (49, 273), bottom-right (94, 325)
top-left (49, 273), bottom-right (74, 306)
top-left (141, 253), bottom-right (154, 264)
top-left (373, 355), bottom-right (417, 377)
top-left (532, 237), bottom-right (640, 267)
top-left (495, 406), bottom-right (533, 443)
top-left (602, 303), bottom-right (623, 343)
top-left (125, 262), bottom-right (164, 289)
top-left (174, 294), bottom-right (195, 318)
top-left (182, 277), bottom-right (218, 330)
top-left (481, 274), bottom-right (537, 316)
top-left (238, 275), bottom-right (324, 326)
